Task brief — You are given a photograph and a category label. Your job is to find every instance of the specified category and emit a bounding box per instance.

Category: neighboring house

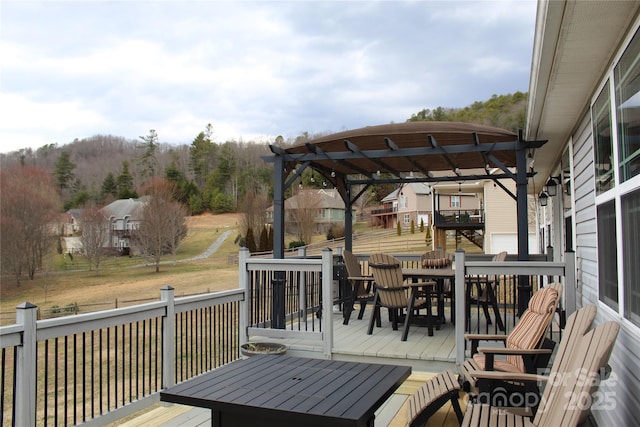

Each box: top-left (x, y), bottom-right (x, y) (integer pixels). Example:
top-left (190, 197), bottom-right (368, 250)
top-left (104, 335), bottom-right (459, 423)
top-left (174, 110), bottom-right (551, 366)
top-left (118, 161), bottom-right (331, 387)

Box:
top-left (372, 181), bottom-right (537, 253)
top-left (266, 189), bottom-right (355, 236)
top-left (372, 182), bottom-right (433, 229)
top-left (526, 2), bottom-right (640, 425)
top-left (66, 209), bottom-right (84, 235)
top-left (100, 197), bottom-right (147, 255)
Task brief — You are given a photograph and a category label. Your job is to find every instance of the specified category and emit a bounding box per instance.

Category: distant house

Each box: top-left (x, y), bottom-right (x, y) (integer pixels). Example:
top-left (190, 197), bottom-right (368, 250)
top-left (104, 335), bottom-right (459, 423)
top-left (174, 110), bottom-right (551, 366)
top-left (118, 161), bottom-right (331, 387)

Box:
top-left (371, 180), bottom-right (537, 254)
top-left (67, 209), bottom-right (84, 234)
top-left (266, 189), bottom-right (355, 236)
top-left (100, 197), bottom-right (147, 255)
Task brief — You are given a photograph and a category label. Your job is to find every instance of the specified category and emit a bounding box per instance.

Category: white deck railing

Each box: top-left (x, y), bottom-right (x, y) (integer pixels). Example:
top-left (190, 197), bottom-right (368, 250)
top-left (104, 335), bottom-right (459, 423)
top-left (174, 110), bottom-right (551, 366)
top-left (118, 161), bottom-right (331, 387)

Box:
top-left (1, 248), bottom-right (574, 426)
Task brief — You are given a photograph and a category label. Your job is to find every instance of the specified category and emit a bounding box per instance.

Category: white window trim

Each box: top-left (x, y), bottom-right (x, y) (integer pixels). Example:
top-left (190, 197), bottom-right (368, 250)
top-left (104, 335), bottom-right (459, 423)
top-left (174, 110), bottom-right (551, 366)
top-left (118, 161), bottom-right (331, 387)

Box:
top-left (592, 19), bottom-right (640, 323)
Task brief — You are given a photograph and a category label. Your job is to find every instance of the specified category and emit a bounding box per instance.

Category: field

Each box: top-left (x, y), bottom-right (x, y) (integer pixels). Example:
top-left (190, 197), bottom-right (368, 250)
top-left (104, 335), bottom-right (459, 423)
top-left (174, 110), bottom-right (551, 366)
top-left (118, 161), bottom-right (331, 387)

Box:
top-left (0, 213), bottom-right (479, 324)
top-left (0, 213), bottom-right (243, 323)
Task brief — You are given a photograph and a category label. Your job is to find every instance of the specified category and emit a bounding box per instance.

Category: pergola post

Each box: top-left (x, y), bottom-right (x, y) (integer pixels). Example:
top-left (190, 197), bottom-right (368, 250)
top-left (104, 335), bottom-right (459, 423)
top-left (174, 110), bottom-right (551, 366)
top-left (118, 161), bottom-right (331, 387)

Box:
top-left (344, 185), bottom-right (353, 252)
top-left (516, 137), bottom-right (531, 315)
top-left (273, 153), bottom-right (285, 259)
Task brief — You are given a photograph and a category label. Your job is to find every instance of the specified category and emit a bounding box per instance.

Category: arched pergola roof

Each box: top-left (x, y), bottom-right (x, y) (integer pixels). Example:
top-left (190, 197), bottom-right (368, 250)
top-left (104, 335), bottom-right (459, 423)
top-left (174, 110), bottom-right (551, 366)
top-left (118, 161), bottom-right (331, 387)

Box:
top-left (282, 122), bottom-right (520, 180)
top-left (266, 121), bottom-right (546, 259)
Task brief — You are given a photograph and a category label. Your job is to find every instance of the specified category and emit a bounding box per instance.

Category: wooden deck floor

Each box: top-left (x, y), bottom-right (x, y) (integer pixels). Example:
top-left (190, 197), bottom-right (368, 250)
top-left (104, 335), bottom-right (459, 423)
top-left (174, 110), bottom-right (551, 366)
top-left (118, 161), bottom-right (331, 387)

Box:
top-left (112, 370), bottom-right (468, 427)
top-left (111, 306), bottom-right (472, 427)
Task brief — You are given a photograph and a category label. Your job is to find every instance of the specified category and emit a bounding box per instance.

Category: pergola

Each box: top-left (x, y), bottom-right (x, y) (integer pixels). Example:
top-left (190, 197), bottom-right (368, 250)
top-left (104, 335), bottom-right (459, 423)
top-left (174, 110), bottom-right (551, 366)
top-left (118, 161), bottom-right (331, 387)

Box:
top-left (265, 121), bottom-right (547, 260)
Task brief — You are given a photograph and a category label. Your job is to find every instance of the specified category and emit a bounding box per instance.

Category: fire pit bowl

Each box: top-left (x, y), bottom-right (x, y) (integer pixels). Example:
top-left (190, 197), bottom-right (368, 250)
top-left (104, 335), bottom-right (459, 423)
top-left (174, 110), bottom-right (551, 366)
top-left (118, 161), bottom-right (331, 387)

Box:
top-left (240, 342), bottom-right (288, 357)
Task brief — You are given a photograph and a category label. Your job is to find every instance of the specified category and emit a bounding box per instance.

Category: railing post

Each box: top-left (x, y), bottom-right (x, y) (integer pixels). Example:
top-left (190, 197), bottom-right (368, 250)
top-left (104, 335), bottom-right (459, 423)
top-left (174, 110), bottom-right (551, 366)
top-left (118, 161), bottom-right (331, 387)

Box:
top-left (15, 302), bottom-right (37, 427)
top-left (161, 286), bottom-right (175, 389)
top-left (564, 250), bottom-right (576, 316)
top-left (322, 248), bottom-right (334, 358)
top-left (454, 250), bottom-right (466, 368)
top-left (239, 247), bottom-right (250, 346)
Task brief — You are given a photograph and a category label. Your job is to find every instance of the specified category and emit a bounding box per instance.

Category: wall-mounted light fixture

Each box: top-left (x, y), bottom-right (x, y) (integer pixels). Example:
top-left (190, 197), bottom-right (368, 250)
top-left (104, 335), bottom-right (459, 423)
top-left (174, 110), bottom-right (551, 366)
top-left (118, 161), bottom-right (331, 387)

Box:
top-left (544, 175), bottom-right (562, 197)
top-left (539, 191), bottom-right (549, 207)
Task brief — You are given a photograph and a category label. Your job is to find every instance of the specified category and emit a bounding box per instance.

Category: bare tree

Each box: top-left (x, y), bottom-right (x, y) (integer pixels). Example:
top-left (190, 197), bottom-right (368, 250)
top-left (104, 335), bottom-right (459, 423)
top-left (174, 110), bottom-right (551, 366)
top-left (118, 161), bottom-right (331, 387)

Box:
top-left (80, 206), bottom-right (109, 274)
top-left (135, 179), bottom-right (187, 272)
top-left (288, 190), bottom-right (321, 245)
top-left (239, 188), bottom-right (269, 239)
top-left (164, 198), bottom-right (188, 264)
top-left (0, 165), bottom-right (61, 284)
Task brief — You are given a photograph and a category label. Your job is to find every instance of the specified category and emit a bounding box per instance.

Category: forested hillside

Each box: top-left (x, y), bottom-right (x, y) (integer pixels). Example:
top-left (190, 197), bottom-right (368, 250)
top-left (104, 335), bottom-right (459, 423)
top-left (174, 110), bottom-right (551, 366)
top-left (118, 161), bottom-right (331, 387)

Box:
top-left (407, 92), bottom-right (527, 133)
top-left (0, 92), bottom-right (527, 215)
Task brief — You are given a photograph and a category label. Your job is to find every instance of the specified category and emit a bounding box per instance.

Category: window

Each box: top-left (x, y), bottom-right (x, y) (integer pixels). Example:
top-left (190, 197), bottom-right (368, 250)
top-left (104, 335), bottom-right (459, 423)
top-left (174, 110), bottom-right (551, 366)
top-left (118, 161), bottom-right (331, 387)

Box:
top-left (597, 200), bottom-right (618, 310)
top-left (622, 189), bottom-right (640, 325)
top-left (615, 30), bottom-right (640, 183)
top-left (593, 26), bottom-right (640, 325)
top-left (451, 195), bottom-right (460, 208)
top-left (593, 82), bottom-right (614, 195)
top-left (404, 214), bottom-right (411, 224)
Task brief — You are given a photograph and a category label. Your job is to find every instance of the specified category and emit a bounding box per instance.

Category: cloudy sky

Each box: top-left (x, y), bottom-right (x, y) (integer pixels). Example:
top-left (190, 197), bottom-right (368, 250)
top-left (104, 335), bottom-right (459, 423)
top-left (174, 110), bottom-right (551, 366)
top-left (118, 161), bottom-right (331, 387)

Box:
top-left (1, 0), bottom-right (537, 154)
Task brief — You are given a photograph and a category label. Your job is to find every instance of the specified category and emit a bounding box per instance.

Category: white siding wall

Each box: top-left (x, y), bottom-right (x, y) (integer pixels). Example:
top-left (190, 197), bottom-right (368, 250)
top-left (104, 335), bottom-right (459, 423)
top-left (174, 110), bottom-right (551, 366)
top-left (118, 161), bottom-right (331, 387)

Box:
top-left (572, 109), bottom-right (640, 427)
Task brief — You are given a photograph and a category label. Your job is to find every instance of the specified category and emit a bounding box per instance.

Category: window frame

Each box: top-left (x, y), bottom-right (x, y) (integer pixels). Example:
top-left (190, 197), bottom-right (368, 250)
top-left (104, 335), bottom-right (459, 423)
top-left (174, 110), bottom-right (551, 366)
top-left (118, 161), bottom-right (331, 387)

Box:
top-left (593, 25), bottom-right (640, 326)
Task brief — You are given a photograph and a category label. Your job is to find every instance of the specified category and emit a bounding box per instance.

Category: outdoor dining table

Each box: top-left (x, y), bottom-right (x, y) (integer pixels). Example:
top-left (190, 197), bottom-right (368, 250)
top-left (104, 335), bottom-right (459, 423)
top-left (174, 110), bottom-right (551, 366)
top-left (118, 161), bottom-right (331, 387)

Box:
top-left (160, 354), bottom-right (411, 427)
top-left (402, 267), bottom-right (456, 328)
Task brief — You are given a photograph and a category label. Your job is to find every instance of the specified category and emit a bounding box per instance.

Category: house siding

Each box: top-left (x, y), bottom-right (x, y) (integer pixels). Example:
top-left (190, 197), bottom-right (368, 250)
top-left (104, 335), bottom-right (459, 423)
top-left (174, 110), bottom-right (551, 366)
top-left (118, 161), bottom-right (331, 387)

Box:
top-left (483, 181), bottom-right (517, 254)
top-left (571, 98), bottom-right (640, 427)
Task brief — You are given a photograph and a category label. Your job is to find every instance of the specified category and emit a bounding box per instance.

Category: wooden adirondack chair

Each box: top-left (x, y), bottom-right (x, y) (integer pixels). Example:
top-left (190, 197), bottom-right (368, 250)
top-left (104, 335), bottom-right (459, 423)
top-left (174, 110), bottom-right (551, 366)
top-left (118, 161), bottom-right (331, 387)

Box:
top-left (461, 283), bottom-right (562, 392)
top-left (466, 251), bottom-right (508, 330)
top-left (341, 250), bottom-right (374, 325)
top-left (421, 249), bottom-right (454, 322)
top-left (404, 305), bottom-right (598, 426)
top-left (367, 253), bottom-right (435, 341)
top-left (468, 304), bottom-right (597, 412)
top-left (461, 320), bottom-right (620, 427)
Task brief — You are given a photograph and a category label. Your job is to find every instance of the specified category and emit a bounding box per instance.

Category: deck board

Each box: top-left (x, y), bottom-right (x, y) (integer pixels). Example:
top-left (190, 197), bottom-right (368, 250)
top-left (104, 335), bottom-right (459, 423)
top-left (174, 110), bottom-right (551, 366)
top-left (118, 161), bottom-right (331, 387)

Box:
top-left (112, 371), bottom-right (466, 427)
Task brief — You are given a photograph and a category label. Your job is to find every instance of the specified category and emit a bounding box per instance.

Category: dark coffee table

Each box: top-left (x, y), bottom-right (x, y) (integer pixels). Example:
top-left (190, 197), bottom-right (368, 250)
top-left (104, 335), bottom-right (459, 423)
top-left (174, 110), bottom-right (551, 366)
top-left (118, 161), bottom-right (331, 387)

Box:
top-left (160, 355), bottom-right (411, 427)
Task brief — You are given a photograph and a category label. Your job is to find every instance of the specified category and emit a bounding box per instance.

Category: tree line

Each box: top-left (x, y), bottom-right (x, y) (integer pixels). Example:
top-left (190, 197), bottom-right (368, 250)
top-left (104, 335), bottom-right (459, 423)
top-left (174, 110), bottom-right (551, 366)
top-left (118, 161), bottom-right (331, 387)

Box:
top-left (0, 93), bottom-right (527, 284)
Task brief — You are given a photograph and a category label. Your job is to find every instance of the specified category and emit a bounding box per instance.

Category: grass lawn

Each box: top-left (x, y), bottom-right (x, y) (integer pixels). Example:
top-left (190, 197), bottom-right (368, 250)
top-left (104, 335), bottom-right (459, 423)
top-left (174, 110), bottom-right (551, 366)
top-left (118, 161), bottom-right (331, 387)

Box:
top-left (0, 213), bottom-right (481, 325)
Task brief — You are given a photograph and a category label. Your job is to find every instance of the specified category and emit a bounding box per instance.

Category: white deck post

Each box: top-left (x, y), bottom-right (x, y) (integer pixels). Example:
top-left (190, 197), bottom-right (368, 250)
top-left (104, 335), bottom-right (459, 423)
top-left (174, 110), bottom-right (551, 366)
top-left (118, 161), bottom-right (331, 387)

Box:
top-left (564, 250), bottom-right (576, 316)
top-left (15, 302), bottom-right (37, 427)
top-left (238, 247), bottom-right (250, 345)
top-left (322, 248), bottom-right (334, 358)
top-left (161, 286), bottom-right (175, 389)
top-left (454, 250), bottom-right (466, 368)
top-left (297, 247), bottom-right (308, 313)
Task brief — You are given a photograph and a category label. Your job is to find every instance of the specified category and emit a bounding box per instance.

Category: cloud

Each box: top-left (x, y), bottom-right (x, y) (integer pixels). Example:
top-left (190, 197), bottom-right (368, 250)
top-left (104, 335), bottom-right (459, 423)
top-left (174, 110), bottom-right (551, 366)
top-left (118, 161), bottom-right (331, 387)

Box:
top-left (0, 0), bottom-right (537, 154)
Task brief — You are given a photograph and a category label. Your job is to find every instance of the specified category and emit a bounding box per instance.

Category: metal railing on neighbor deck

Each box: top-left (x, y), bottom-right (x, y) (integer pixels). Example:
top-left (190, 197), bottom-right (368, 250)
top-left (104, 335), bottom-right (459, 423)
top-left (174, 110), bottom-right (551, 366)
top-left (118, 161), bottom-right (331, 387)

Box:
top-left (0, 287), bottom-right (244, 427)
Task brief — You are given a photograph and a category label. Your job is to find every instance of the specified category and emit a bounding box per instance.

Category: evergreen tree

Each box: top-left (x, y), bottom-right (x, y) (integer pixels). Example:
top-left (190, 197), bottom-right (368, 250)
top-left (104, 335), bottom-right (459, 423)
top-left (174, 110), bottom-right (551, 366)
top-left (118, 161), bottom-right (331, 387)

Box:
top-left (245, 226), bottom-right (257, 252)
top-left (101, 172), bottom-right (118, 201)
top-left (137, 129), bottom-right (159, 179)
top-left (259, 226), bottom-right (268, 252)
top-left (54, 150), bottom-right (76, 193)
top-left (116, 161), bottom-right (137, 199)
top-left (189, 124), bottom-right (217, 189)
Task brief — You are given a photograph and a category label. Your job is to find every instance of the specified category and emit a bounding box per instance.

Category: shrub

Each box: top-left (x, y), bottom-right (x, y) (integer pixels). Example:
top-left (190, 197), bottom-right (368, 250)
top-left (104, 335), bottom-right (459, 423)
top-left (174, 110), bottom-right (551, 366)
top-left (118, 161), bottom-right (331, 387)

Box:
top-left (288, 240), bottom-right (306, 249)
top-left (326, 224), bottom-right (345, 240)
